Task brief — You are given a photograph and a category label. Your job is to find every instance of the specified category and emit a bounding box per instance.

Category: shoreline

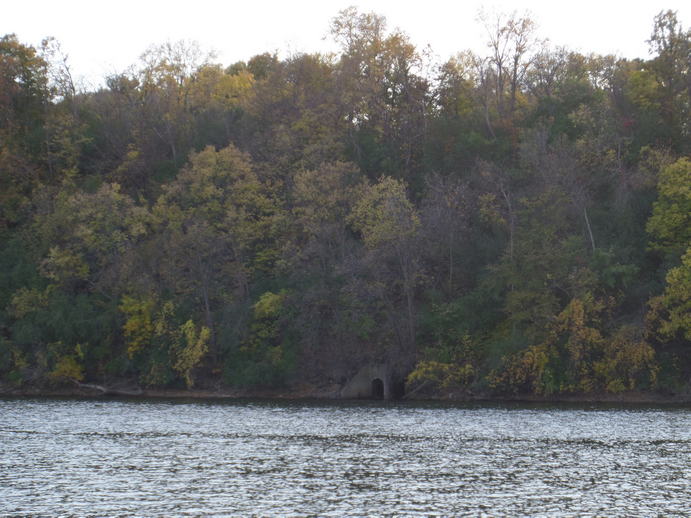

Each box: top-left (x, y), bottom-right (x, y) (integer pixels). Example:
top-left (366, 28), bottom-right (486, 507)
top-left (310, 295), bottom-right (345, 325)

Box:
top-left (2, 384), bottom-right (690, 405)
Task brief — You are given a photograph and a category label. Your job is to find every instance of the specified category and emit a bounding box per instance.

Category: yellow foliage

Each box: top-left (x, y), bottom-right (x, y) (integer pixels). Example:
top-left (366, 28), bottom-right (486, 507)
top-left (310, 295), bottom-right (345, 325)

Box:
top-left (551, 295), bottom-right (606, 368)
top-left (50, 355), bottom-right (84, 383)
top-left (9, 287), bottom-right (48, 318)
top-left (488, 343), bottom-right (552, 394)
top-left (659, 247), bottom-right (691, 340)
top-left (408, 360), bottom-right (475, 391)
top-left (154, 301), bottom-right (175, 336)
top-left (119, 295), bottom-right (156, 358)
top-left (39, 246), bottom-right (89, 284)
top-left (594, 326), bottom-right (658, 392)
top-left (348, 176), bottom-right (419, 250)
top-left (493, 294), bottom-right (660, 395)
top-left (173, 320), bottom-right (210, 388)
top-left (189, 65), bottom-right (255, 111)
top-left (253, 291), bottom-right (286, 319)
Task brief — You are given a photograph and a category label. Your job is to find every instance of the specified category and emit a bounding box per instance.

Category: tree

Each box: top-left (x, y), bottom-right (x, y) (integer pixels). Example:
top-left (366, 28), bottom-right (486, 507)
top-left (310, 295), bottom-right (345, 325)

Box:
top-left (173, 319), bottom-right (210, 388)
top-left (419, 174), bottom-right (471, 293)
top-left (478, 10), bottom-right (538, 118)
top-left (646, 158), bottom-right (691, 260)
top-left (286, 162), bottom-right (367, 377)
top-left (646, 160), bottom-right (691, 382)
top-left (349, 176), bottom-right (421, 354)
top-left (292, 161), bottom-right (364, 254)
top-left (35, 182), bottom-right (149, 295)
top-left (187, 63), bottom-right (254, 149)
top-left (646, 10), bottom-right (690, 152)
top-left (492, 294), bottom-right (658, 395)
top-left (228, 290), bottom-right (293, 387)
top-left (137, 40), bottom-right (213, 163)
top-left (153, 144), bottom-right (285, 356)
top-left (426, 54), bottom-right (491, 172)
top-left (648, 247), bottom-right (691, 343)
top-left (0, 35), bottom-right (50, 227)
top-left (330, 8), bottom-right (430, 181)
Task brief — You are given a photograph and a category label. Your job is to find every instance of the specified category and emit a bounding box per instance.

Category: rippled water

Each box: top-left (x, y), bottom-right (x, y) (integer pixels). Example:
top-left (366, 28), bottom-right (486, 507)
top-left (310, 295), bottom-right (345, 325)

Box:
top-left (0, 398), bottom-right (689, 516)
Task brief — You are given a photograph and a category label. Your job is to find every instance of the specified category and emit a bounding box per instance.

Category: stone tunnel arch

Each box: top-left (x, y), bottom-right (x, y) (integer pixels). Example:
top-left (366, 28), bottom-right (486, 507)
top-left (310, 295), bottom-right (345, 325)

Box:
top-left (340, 363), bottom-right (406, 400)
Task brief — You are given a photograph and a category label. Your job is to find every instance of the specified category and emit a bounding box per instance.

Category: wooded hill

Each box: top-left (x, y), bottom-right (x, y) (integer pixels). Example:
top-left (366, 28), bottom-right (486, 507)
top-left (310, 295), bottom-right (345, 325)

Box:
top-left (1, 8), bottom-right (689, 397)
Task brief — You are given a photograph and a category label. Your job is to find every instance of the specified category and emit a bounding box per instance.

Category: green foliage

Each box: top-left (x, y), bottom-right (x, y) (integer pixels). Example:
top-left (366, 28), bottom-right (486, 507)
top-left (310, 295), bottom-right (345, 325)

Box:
top-left (225, 290), bottom-right (294, 387)
top-left (648, 247), bottom-right (691, 342)
top-left (646, 158), bottom-right (691, 258)
top-left (643, 156), bottom-right (691, 386)
top-left (589, 249), bottom-right (639, 291)
top-left (292, 161), bottom-right (364, 237)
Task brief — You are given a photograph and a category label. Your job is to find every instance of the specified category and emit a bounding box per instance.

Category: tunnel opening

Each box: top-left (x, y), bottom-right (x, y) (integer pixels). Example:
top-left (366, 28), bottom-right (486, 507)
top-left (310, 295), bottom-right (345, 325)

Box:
top-left (371, 378), bottom-right (385, 399)
top-left (390, 378), bottom-right (406, 399)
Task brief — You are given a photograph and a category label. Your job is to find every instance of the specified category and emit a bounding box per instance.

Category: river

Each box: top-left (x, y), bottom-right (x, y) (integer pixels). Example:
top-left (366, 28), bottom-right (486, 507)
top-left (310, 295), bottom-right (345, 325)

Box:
top-left (1, 398), bottom-right (689, 516)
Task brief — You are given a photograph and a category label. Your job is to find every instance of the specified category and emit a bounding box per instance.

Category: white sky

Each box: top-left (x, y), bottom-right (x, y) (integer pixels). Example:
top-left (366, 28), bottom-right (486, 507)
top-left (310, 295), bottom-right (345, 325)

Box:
top-left (3, 0), bottom-right (689, 88)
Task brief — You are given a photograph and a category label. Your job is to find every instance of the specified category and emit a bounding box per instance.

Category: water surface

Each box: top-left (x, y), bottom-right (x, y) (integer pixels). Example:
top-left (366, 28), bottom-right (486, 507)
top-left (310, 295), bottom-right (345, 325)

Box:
top-left (1, 398), bottom-right (689, 516)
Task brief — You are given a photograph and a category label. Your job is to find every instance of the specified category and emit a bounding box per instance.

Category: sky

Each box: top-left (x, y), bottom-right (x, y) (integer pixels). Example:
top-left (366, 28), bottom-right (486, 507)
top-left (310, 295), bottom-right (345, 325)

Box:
top-left (3, 0), bottom-right (689, 88)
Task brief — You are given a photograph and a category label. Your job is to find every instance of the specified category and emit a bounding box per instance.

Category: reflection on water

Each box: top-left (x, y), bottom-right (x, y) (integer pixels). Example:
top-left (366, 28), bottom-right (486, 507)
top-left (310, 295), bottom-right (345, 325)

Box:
top-left (0, 398), bottom-right (689, 516)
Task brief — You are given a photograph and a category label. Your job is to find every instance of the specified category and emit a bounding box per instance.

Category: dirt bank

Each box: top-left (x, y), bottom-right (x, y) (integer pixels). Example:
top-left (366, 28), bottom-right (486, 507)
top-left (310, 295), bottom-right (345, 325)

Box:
top-left (2, 381), bottom-right (690, 405)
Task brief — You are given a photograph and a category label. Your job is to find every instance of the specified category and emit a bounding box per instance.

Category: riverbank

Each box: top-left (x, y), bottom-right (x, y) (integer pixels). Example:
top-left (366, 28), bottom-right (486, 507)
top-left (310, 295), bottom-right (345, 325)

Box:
top-left (2, 381), bottom-right (690, 405)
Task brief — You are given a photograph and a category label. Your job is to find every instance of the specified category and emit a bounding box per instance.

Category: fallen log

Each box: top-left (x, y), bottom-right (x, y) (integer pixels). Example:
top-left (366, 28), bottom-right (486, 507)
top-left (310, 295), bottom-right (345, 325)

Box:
top-left (73, 380), bottom-right (143, 396)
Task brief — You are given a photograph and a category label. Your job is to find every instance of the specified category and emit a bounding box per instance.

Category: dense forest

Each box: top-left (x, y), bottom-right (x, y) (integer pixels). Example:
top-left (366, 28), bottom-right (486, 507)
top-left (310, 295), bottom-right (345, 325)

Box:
top-left (0, 8), bottom-right (689, 398)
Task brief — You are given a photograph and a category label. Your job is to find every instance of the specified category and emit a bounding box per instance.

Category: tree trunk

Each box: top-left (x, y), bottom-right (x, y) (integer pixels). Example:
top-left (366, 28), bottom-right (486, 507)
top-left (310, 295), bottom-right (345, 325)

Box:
top-left (584, 206), bottom-right (596, 253)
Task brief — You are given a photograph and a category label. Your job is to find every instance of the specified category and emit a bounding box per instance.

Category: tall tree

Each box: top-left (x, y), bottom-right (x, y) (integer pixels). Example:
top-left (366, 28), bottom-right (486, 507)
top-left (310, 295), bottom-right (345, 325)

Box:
top-left (646, 10), bottom-right (690, 153)
top-left (0, 35), bottom-right (50, 227)
top-left (330, 8), bottom-right (430, 182)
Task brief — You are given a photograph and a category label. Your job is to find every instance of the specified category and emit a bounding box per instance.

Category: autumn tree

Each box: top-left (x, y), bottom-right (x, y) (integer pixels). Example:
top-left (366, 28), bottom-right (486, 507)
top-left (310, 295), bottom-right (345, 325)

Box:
top-left (646, 10), bottom-right (690, 153)
top-left (330, 7), bottom-right (430, 182)
top-left (0, 35), bottom-right (50, 227)
top-left (349, 176), bottom-right (421, 358)
top-left (287, 161), bottom-right (366, 378)
top-left (646, 158), bottom-right (691, 261)
top-left (152, 144), bottom-right (285, 359)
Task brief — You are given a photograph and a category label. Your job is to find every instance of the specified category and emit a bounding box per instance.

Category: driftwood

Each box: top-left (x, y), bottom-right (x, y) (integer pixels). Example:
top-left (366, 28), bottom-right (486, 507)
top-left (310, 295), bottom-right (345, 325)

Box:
top-left (72, 380), bottom-right (143, 396)
top-left (401, 380), bottom-right (430, 399)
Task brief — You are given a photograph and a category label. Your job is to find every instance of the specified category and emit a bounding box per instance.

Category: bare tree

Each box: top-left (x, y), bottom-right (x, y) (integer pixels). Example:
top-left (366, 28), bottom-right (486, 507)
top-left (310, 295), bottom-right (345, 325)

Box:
top-left (478, 9), bottom-right (539, 118)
